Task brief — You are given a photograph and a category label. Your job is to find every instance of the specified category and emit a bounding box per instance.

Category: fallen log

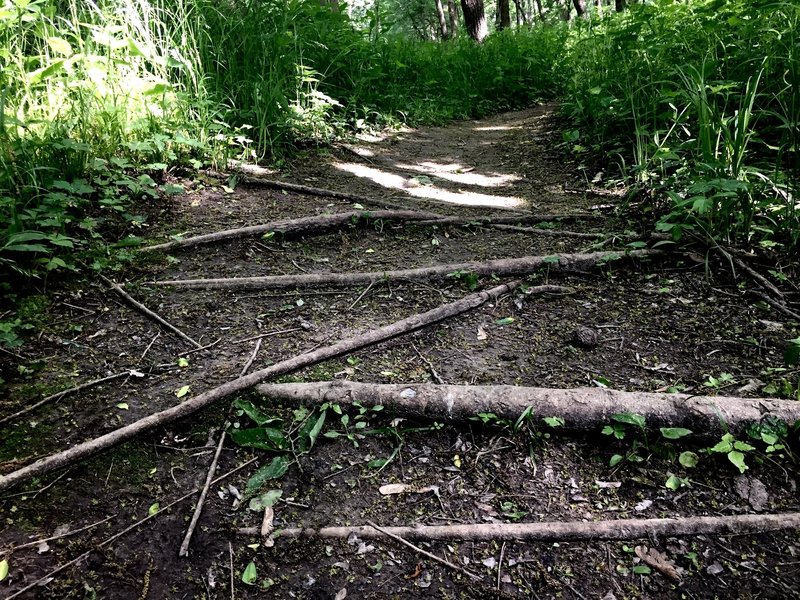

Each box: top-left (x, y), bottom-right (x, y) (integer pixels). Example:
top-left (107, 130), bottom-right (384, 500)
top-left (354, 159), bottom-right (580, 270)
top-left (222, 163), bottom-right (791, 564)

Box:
top-left (152, 249), bottom-right (661, 291)
top-left (254, 381), bottom-right (800, 436)
top-left (237, 512), bottom-right (800, 541)
top-left (141, 210), bottom-right (442, 253)
top-left (0, 281), bottom-right (521, 493)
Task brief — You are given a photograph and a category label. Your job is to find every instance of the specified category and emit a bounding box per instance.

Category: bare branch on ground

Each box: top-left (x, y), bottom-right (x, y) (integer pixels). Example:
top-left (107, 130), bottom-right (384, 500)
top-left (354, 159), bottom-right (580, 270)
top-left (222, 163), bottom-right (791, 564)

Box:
top-left (0, 281), bottom-right (520, 493)
top-left (236, 512), bottom-right (800, 542)
top-left (152, 250), bottom-right (661, 291)
top-left (254, 380), bottom-right (800, 436)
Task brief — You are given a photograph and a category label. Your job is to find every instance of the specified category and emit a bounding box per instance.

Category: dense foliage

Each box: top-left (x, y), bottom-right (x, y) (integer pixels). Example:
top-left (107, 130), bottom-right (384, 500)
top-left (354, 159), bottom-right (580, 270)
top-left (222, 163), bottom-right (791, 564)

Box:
top-left (0, 0), bottom-right (797, 282)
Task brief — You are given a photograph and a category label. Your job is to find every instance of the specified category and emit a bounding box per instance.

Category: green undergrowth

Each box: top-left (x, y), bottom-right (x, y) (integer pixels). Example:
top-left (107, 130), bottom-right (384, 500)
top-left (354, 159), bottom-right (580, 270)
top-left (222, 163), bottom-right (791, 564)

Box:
top-left (564, 0), bottom-right (800, 251)
top-left (0, 0), bottom-right (567, 282)
top-left (1, 0), bottom-right (798, 302)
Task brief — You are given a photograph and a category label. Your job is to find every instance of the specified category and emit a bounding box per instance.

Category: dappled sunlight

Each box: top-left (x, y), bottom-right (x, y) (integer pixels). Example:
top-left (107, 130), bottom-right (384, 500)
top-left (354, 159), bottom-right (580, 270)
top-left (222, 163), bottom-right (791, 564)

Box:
top-left (473, 125), bottom-right (520, 132)
top-left (334, 162), bottom-right (526, 209)
top-left (393, 161), bottom-right (520, 188)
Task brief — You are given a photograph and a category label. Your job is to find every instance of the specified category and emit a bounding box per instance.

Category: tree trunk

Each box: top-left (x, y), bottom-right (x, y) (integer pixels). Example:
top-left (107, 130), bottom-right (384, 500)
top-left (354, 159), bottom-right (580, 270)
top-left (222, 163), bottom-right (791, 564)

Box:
top-left (512, 0), bottom-right (527, 24)
top-left (434, 0), bottom-right (449, 38)
top-left (572, 0), bottom-right (586, 18)
top-left (535, 0), bottom-right (544, 21)
top-left (615, 0), bottom-right (625, 11)
top-left (460, 0), bottom-right (487, 41)
top-left (447, 0), bottom-right (459, 35)
top-left (498, 0), bottom-right (512, 29)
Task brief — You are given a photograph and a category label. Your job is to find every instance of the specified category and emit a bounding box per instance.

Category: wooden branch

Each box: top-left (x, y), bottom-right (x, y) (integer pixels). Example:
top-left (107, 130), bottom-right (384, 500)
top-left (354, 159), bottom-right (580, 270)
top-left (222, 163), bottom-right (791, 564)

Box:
top-left (488, 224), bottom-right (606, 239)
top-left (0, 281), bottom-right (520, 493)
top-left (152, 249), bottom-right (661, 291)
top-left (179, 429), bottom-right (226, 557)
top-left (237, 512), bottom-right (800, 541)
top-left (217, 167), bottom-right (417, 212)
top-left (102, 275), bottom-right (202, 348)
top-left (254, 381), bottom-right (800, 436)
top-left (140, 210), bottom-right (441, 253)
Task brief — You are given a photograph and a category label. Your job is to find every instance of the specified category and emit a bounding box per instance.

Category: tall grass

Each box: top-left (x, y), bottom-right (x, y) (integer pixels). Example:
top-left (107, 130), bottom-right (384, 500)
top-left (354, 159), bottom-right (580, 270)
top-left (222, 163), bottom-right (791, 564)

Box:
top-left (563, 0), bottom-right (800, 250)
top-left (0, 0), bottom-right (568, 278)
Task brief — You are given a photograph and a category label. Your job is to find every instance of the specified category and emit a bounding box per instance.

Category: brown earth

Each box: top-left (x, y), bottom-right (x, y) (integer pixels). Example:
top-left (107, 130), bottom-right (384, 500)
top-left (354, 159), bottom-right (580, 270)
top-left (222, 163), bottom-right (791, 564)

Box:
top-left (1, 104), bottom-right (799, 600)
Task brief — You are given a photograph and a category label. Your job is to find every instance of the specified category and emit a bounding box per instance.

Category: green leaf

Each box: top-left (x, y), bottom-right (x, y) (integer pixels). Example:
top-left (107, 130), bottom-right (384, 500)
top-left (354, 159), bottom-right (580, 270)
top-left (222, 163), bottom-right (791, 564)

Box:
top-left (660, 427), bottom-right (692, 440)
top-left (176, 385), bottom-right (190, 398)
top-left (46, 36), bottom-right (73, 56)
top-left (609, 454), bottom-right (624, 467)
top-left (28, 59), bottom-right (65, 83)
top-left (245, 456), bottom-right (290, 496)
top-left (733, 441), bottom-right (755, 452)
top-left (601, 425), bottom-right (615, 436)
top-left (665, 475), bottom-right (683, 490)
top-left (177, 358), bottom-right (189, 367)
top-left (0, 559), bottom-right (8, 582)
top-left (727, 451), bottom-right (748, 473)
top-left (495, 317), bottom-right (515, 325)
top-left (633, 565), bottom-right (652, 575)
top-left (248, 489), bottom-right (282, 512)
top-left (679, 451), bottom-right (699, 468)
top-left (612, 412), bottom-right (646, 428)
top-left (785, 338), bottom-right (800, 366)
top-left (230, 427), bottom-right (287, 451)
top-left (234, 398), bottom-right (275, 427)
top-left (306, 411), bottom-right (326, 449)
top-left (242, 561), bottom-right (257, 585)
top-left (543, 416), bottom-right (564, 428)
top-left (148, 502), bottom-right (160, 516)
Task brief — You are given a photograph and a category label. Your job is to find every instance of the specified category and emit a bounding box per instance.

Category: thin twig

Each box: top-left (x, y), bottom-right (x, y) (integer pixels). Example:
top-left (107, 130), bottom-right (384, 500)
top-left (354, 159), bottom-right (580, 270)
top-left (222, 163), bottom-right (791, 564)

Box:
top-left (348, 280), bottom-right (376, 311)
top-left (229, 541), bottom-right (235, 600)
top-left (140, 333), bottom-right (161, 360)
top-left (4, 457), bottom-right (259, 600)
top-left (733, 256), bottom-right (784, 299)
top-left (179, 429), bottom-right (227, 557)
top-left (177, 337), bottom-right (222, 357)
top-left (365, 520), bottom-right (483, 582)
top-left (0, 372), bottom-right (130, 427)
top-left (239, 339), bottom-right (262, 377)
top-left (233, 328), bottom-right (302, 344)
top-left (412, 343), bottom-right (445, 384)
top-left (750, 290), bottom-right (800, 322)
top-left (0, 470), bottom-right (71, 501)
top-left (100, 274), bottom-right (202, 348)
top-left (10, 514), bottom-right (116, 552)
top-left (496, 541), bottom-right (506, 593)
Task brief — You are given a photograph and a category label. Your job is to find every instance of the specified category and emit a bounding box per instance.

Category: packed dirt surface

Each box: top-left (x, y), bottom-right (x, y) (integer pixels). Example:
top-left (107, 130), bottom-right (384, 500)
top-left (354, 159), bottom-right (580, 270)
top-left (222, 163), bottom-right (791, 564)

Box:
top-left (1, 104), bottom-right (799, 599)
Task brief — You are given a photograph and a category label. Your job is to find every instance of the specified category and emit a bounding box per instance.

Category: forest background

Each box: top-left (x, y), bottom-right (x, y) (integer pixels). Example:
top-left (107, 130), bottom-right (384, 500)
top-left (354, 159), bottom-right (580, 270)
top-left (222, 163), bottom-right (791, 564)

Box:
top-left (0, 0), bottom-right (797, 306)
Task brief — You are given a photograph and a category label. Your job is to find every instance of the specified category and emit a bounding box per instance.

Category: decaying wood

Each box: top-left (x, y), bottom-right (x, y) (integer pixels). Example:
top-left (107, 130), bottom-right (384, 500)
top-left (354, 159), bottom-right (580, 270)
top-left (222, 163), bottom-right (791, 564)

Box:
top-left (102, 275), bottom-right (202, 348)
top-left (153, 249), bottom-right (660, 291)
top-left (0, 281), bottom-right (520, 493)
top-left (140, 210), bottom-right (441, 253)
top-left (236, 512), bottom-right (800, 541)
top-left (254, 381), bottom-right (800, 435)
top-left (179, 430), bottom-right (226, 557)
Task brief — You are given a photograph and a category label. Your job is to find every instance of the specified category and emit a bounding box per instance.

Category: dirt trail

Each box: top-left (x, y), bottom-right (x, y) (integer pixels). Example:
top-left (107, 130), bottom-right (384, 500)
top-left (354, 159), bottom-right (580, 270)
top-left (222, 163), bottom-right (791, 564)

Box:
top-left (1, 105), bottom-right (799, 599)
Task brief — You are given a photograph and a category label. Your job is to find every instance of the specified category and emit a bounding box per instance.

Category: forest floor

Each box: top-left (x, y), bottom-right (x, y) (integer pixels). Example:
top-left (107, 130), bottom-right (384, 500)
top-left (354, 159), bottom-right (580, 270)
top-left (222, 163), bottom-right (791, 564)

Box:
top-left (1, 104), bottom-right (800, 599)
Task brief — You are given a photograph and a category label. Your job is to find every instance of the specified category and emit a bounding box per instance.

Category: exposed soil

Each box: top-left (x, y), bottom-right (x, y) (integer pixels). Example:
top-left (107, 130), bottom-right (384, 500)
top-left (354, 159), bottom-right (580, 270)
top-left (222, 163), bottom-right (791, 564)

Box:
top-left (1, 104), bottom-right (800, 600)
